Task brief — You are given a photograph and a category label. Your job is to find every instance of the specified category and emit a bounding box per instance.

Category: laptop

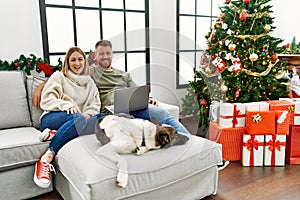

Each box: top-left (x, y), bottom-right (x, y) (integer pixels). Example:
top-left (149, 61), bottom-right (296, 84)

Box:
top-left (105, 85), bottom-right (150, 114)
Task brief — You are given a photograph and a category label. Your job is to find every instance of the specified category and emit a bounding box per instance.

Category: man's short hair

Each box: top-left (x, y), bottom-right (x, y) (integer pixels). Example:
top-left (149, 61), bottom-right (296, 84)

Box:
top-left (95, 40), bottom-right (112, 49)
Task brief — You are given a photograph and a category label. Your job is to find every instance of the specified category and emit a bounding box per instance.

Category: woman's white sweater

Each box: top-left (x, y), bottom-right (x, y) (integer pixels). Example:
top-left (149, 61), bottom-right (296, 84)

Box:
top-left (40, 71), bottom-right (100, 117)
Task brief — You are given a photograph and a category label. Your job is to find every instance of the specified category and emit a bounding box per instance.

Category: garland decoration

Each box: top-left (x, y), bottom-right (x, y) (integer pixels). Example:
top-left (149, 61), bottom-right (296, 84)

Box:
top-left (241, 60), bottom-right (279, 77)
top-left (0, 54), bottom-right (62, 76)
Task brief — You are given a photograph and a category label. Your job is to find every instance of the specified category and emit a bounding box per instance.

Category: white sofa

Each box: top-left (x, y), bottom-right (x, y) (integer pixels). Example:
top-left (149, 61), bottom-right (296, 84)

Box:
top-left (0, 70), bottom-right (222, 200)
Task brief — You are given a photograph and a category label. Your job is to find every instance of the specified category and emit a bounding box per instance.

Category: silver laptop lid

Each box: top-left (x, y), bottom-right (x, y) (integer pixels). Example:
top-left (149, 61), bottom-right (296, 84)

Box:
top-left (113, 85), bottom-right (150, 114)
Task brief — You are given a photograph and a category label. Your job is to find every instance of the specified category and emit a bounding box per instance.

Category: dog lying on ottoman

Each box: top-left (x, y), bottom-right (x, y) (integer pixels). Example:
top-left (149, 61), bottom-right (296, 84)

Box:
top-left (95, 114), bottom-right (189, 188)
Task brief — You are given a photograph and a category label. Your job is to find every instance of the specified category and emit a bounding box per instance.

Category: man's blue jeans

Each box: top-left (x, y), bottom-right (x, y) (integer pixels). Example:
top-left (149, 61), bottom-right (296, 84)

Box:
top-left (148, 104), bottom-right (190, 134)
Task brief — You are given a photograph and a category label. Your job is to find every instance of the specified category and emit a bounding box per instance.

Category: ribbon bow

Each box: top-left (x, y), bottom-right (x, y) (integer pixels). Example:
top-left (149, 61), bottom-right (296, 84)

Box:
top-left (287, 106), bottom-right (294, 113)
top-left (252, 113), bottom-right (262, 123)
top-left (244, 138), bottom-right (260, 151)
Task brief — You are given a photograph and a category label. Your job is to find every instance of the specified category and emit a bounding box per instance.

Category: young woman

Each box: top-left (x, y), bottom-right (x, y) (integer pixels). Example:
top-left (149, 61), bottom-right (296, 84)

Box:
top-left (34, 46), bottom-right (101, 188)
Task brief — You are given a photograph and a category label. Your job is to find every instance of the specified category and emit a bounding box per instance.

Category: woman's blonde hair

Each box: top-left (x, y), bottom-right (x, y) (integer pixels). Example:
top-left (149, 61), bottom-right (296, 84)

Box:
top-left (61, 46), bottom-right (90, 76)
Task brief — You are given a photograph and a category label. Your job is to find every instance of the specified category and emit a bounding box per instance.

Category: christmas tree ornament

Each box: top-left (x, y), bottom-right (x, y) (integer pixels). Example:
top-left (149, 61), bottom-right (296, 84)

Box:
top-left (249, 53), bottom-right (258, 62)
top-left (248, 85), bottom-right (253, 90)
top-left (234, 89), bottom-right (241, 99)
top-left (200, 99), bottom-right (208, 106)
top-left (225, 0), bottom-right (231, 3)
top-left (221, 84), bottom-right (228, 93)
top-left (229, 57), bottom-right (243, 73)
top-left (262, 60), bottom-right (268, 65)
top-left (214, 23), bottom-right (222, 29)
top-left (228, 43), bottom-right (237, 51)
top-left (212, 57), bottom-right (226, 72)
top-left (205, 67), bottom-right (212, 74)
top-left (264, 24), bottom-right (271, 32)
top-left (261, 51), bottom-right (266, 56)
top-left (275, 70), bottom-right (285, 79)
top-left (243, 0), bottom-right (251, 4)
top-left (271, 54), bottom-right (278, 61)
top-left (239, 11), bottom-right (248, 21)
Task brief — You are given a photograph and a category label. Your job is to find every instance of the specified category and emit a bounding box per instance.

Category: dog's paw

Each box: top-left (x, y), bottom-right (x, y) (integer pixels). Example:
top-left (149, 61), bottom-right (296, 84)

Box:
top-left (135, 146), bottom-right (148, 155)
top-left (117, 171), bottom-right (128, 188)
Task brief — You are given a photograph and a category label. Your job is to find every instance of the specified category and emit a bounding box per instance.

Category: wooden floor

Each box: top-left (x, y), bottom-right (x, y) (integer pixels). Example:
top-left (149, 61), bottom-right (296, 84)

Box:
top-left (30, 118), bottom-right (300, 200)
top-left (31, 161), bottom-right (300, 200)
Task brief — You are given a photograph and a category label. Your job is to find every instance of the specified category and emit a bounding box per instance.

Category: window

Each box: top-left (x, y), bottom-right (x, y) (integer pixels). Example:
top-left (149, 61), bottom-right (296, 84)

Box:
top-left (39, 0), bottom-right (150, 85)
top-left (176, 0), bottom-right (222, 88)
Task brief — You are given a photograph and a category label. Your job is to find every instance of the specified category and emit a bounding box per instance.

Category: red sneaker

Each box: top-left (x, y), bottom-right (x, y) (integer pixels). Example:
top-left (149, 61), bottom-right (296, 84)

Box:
top-left (39, 128), bottom-right (57, 142)
top-left (33, 159), bottom-right (55, 188)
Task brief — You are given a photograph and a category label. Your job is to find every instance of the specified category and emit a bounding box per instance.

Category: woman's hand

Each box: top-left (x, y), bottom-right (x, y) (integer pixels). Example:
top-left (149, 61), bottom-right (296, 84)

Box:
top-left (67, 106), bottom-right (81, 114)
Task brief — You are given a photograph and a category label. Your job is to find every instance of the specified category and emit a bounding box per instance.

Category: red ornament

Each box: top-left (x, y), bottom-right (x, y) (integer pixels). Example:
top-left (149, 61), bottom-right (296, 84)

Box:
top-left (243, 0), bottom-right (251, 4)
top-left (225, 0), bottom-right (231, 3)
top-left (271, 54), bottom-right (278, 61)
top-left (13, 62), bottom-right (19, 67)
top-left (235, 89), bottom-right (241, 100)
top-left (239, 11), bottom-right (247, 21)
top-left (200, 99), bottom-right (208, 106)
top-left (27, 61), bottom-right (31, 66)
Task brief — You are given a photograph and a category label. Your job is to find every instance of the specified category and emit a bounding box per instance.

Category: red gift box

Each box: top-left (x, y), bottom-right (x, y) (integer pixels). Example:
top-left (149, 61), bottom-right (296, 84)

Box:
top-left (268, 100), bottom-right (295, 125)
top-left (209, 122), bottom-right (245, 161)
top-left (264, 135), bottom-right (286, 166)
top-left (275, 110), bottom-right (290, 135)
top-left (246, 111), bottom-right (275, 135)
top-left (286, 125), bottom-right (300, 164)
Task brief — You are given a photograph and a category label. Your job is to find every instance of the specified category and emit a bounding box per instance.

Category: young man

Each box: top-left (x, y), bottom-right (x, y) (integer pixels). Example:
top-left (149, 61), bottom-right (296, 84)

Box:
top-left (90, 40), bottom-right (189, 134)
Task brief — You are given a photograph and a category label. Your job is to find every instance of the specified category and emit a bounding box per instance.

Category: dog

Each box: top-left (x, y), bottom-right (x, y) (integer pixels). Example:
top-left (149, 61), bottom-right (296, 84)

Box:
top-left (95, 114), bottom-right (189, 188)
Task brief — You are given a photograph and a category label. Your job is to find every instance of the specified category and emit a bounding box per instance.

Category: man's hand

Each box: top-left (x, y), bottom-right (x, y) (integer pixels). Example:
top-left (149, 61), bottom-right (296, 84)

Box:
top-left (32, 80), bottom-right (47, 109)
top-left (149, 97), bottom-right (158, 106)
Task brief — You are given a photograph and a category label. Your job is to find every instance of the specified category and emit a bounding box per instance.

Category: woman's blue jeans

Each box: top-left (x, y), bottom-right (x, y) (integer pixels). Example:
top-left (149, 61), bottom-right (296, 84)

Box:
top-left (40, 112), bottom-right (103, 155)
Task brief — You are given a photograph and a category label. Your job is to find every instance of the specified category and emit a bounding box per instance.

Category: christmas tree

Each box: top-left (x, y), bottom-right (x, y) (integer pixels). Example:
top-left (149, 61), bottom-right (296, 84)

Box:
top-left (182, 0), bottom-right (289, 130)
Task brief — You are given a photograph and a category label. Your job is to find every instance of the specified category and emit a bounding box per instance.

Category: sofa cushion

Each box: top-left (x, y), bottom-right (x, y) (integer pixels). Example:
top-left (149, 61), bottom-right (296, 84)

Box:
top-left (0, 71), bottom-right (32, 129)
top-left (0, 127), bottom-right (49, 171)
top-left (26, 75), bottom-right (47, 128)
top-left (55, 134), bottom-right (222, 200)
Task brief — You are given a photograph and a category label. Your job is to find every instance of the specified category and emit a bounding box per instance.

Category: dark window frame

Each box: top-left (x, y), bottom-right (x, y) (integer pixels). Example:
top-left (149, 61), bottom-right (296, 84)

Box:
top-left (176, 0), bottom-right (217, 89)
top-left (39, 0), bottom-right (150, 84)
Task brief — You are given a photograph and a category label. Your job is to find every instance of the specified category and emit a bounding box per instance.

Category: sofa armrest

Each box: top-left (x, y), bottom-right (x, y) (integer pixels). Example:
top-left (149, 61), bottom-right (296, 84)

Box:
top-left (157, 101), bottom-right (180, 120)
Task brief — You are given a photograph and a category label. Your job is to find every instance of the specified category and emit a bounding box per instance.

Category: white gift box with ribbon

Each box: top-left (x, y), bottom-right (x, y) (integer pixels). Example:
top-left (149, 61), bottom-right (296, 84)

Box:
top-left (219, 103), bottom-right (246, 128)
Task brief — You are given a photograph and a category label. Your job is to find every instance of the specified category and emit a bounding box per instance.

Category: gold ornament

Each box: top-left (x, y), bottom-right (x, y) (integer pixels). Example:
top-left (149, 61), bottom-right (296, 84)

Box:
top-left (220, 85), bottom-right (228, 93)
top-left (264, 24), bottom-right (271, 33)
top-left (228, 43), bottom-right (236, 51)
top-left (249, 53), bottom-right (258, 62)
top-left (275, 70), bottom-right (286, 79)
top-left (214, 23), bottom-right (222, 29)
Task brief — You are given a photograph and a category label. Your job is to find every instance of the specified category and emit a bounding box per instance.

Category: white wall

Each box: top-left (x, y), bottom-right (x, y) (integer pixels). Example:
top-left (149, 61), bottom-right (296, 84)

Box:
top-left (0, 0), bottom-right (43, 61)
top-left (0, 0), bottom-right (299, 107)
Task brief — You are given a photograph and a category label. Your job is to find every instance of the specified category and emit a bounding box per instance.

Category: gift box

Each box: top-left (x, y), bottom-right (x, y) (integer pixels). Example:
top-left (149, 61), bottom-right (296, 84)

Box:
top-left (219, 103), bottom-right (246, 128)
top-left (264, 135), bottom-right (286, 166)
top-left (246, 111), bottom-right (275, 135)
top-left (279, 98), bottom-right (300, 125)
top-left (244, 101), bottom-right (269, 112)
top-left (209, 122), bottom-right (245, 161)
top-left (209, 100), bottom-right (220, 122)
top-left (286, 125), bottom-right (300, 164)
top-left (268, 100), bottom-right (295, 125)
top-left (275, 110), bottom-right (290, 135)
top-left (242, 134), bottom-right (264, 166)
